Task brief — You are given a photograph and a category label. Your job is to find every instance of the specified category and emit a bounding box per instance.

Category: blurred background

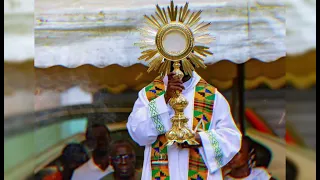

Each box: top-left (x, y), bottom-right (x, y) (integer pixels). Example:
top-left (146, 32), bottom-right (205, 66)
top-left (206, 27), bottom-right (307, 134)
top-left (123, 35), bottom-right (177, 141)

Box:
top-left (4, 0), bottom-right (315, 180)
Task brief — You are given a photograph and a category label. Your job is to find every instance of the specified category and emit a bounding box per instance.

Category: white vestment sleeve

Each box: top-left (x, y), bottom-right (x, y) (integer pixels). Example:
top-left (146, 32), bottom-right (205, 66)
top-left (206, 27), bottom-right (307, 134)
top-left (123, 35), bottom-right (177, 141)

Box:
top-left (127, 88), bottom-right (171, 146)
top-left (198, 91), bottom-right (242, 174)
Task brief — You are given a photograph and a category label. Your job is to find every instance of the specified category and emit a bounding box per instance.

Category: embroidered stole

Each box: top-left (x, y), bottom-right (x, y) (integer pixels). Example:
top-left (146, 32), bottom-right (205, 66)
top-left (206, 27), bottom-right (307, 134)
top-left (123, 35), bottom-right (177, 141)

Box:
top-left (145, 77), bottom-right (216, 180)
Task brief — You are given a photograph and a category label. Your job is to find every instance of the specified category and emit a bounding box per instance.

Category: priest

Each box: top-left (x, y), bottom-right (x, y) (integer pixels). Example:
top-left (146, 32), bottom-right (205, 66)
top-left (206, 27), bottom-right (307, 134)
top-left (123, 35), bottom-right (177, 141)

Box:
top-left (127, 68), bottom-right (242, 180)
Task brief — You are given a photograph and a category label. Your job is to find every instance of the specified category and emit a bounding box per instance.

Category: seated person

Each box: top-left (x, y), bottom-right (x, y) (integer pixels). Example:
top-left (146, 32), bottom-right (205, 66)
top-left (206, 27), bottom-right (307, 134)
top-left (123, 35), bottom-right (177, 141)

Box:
top-left (224, 136), bottom-right (275, 180)
top-left (101, 140), bottom-right (141, 180)
top-left (43, 143), bottom-right (89, 180)
top-left (72, 124), bottom-right (113, 180)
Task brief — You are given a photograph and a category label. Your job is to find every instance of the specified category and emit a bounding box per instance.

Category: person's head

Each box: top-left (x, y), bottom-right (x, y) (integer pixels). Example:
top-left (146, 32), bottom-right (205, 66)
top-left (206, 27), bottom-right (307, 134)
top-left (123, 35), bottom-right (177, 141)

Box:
top-left (61, 143), bottom-right (89, 171)
top-left (85, 123), bottom-right (111, 157)
top-left (227, 136), bottom-right (253, 169)
top-left (109, 140), bottom-right (136, 179)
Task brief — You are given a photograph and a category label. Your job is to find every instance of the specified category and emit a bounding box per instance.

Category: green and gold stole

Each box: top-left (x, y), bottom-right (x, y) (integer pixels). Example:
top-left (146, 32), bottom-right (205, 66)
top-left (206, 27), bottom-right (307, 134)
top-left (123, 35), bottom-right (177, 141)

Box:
top-left (145, 77), bottom-right (216, 180)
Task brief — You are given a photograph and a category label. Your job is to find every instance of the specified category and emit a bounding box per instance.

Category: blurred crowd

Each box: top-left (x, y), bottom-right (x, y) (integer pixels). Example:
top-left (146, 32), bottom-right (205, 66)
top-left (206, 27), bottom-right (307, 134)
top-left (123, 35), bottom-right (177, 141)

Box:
top-left (40, 123), bottom-right (276, 180)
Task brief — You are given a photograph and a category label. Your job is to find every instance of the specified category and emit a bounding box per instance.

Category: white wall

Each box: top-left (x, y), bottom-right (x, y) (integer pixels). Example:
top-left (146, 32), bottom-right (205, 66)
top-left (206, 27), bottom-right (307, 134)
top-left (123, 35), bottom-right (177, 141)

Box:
top-left (35, 91), bottom-right (61, 111)
top-left (60, 86), bottom-right (93, 106)
top-left (4, 91), bottom-right (34, 117)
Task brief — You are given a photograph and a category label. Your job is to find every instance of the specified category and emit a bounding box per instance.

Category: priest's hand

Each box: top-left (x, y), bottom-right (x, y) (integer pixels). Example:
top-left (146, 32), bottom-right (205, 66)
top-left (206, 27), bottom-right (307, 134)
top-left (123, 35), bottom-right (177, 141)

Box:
top-left (177, 133), bottom-right (202, 149)
top-left (164, 72), bottom-right (185, 104)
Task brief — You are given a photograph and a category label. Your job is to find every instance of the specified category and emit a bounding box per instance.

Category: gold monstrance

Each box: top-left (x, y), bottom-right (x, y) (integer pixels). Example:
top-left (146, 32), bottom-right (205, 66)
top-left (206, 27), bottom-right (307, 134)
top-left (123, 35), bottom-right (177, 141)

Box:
top-left (135, 1), bottom-right (214, 146)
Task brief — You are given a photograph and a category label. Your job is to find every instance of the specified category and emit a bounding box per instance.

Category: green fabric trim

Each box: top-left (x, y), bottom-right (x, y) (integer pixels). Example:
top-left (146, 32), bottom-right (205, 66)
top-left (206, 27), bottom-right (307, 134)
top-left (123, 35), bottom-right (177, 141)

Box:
top-left (149, 99), bottom-right (166, 134)
top-left (206, 131), bottom-right (223, 167)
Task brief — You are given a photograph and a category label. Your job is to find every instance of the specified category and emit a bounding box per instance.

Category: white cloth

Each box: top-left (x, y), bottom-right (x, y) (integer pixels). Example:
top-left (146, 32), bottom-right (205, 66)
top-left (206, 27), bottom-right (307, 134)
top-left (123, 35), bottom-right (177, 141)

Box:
top-left (71, 158), bottom-right (114, 180)
top-left (224, 167), bottom-right (272, 180)
top-left (127, 71), bottom-right (242, 180)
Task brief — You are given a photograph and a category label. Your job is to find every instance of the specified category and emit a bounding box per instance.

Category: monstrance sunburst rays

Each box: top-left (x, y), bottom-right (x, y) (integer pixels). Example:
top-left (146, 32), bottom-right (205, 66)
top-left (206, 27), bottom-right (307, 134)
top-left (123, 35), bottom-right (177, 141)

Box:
top-left (135, 1), bottom-right (215, 76)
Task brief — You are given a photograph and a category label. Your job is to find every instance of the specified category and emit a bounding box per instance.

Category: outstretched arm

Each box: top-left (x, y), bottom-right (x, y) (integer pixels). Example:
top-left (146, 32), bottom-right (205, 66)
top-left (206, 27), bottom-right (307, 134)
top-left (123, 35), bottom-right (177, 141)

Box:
top-left (198, 91), bottom-right (242, 173)
top-left (126, 89), bottom-right (171, 146)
